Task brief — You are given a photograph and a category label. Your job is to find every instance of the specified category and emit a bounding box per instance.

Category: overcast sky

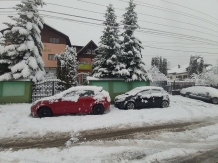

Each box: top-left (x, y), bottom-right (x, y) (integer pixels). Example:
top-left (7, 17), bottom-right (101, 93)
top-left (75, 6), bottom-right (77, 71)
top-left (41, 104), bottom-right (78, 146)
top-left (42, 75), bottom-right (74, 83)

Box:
top-left (1, 0), bottom-right (218, 69)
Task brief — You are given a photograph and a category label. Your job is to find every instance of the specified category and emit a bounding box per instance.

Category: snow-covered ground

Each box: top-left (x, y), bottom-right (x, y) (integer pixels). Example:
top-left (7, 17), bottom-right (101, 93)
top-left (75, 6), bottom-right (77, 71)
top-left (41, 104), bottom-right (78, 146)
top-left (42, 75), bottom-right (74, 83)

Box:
top-left (0, 95), bottom-right (218, 162)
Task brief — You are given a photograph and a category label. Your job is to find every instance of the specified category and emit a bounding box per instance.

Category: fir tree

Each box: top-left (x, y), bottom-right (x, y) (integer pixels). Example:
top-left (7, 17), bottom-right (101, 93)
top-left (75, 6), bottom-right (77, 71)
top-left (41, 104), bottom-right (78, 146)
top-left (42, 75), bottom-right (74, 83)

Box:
top-left (0, 0), bottom-right (46, 82)
top-left (92, 4), bottom-right (125, 78)
top-left (151, 57), bottom-right (155, 67)
top-left (56, 46), bottom-right (78, 87)
top-left (159, 57), bottom-right (163, 73)
top-left (120, 0), bottom-right (147, 81)
top-left (162, 58), bottom-right (168, 76)
top-left (188, 55), bottom-right (200, 77)
top-left (154, 56), bottom-right (159, 68)
top-left (198, 57), bottom-right (204, 74)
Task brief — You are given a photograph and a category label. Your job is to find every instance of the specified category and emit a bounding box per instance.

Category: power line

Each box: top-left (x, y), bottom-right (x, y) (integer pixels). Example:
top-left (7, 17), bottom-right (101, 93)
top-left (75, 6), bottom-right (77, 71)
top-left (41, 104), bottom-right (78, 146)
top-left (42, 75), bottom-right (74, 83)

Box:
top-left (142, 45), bottom-right (218, 55)
top-left (76, 0), bottom-right (218, 34)
top-left (158, 0), bottom-right (218, 22)
top-left (118, 0), bottom-right (218, 28)
top-left (43, 3), bottom-right (218, 37)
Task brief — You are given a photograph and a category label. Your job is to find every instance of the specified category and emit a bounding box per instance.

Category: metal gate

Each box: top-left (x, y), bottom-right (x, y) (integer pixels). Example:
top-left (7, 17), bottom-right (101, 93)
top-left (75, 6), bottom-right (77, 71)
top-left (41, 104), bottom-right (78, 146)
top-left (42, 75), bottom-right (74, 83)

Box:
top-left (32, 79), bottom-right (72, 102)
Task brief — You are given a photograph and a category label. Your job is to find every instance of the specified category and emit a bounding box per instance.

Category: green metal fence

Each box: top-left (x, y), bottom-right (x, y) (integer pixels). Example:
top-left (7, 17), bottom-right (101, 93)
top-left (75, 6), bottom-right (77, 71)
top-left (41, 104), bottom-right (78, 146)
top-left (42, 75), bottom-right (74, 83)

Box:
top-left (0, 81), bottom-right (32, 103)
top-left (88, 78), bottom-right (150, 103)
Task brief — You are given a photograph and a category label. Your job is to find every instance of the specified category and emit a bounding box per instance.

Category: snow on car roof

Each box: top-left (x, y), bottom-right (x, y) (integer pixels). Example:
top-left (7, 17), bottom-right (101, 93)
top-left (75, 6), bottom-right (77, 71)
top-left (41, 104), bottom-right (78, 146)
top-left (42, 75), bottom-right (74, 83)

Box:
top-left (125, 86), bottom-right (163, 95)
top-left (181, 86), bottom-right (218, 97)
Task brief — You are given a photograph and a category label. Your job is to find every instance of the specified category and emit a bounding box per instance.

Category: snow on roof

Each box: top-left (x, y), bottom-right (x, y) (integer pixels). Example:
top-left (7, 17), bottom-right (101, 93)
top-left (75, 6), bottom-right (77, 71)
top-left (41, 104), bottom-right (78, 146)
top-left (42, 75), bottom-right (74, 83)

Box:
top-left (206, 65), bottom-right (213, 71)
top-left (168, 64), bottom-right (189, 74)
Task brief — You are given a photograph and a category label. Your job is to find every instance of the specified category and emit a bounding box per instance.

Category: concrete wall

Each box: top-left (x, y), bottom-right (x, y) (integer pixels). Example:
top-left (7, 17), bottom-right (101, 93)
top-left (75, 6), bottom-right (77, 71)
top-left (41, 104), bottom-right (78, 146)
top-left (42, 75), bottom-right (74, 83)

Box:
top-left (89, 79), bottom-right (150, 103)
top-left (0, 81), bottom-right (32, 103)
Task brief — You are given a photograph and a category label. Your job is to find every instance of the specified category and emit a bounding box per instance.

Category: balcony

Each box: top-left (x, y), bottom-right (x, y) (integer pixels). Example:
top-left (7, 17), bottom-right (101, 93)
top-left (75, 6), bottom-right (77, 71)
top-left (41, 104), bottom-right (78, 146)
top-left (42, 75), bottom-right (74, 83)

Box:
top-left (78, 63), bottom-right (92, 70)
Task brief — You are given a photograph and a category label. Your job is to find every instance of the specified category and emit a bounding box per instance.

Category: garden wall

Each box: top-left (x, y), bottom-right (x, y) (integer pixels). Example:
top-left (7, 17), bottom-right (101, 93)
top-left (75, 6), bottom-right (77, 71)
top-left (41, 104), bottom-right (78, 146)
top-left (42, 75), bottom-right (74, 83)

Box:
top-left (0, 80), bottom-right (32, 103)
top-left (87, 77), bottom-right (150, 103)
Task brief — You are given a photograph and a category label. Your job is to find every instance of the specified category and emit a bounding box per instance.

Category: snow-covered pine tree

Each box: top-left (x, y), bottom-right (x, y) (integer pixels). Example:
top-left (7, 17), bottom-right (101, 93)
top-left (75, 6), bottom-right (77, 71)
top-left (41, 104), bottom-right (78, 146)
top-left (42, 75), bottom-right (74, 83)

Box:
top-left (56, 46), bottom-right (78, 87)
top-left (162, 58), bottom-right (168, 76)
top-left (120, 0), bottom-right (147, 81)
top-left (0, 0), bottom-right (46, 82)
top-left (92, 4), bottom-right (126, 78)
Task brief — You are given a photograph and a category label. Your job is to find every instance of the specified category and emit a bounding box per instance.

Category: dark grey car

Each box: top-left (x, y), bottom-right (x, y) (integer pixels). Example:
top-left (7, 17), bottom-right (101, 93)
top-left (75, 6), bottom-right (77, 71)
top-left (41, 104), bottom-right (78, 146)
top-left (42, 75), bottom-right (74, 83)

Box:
top-left (114, 86), bottom-right (170, 110)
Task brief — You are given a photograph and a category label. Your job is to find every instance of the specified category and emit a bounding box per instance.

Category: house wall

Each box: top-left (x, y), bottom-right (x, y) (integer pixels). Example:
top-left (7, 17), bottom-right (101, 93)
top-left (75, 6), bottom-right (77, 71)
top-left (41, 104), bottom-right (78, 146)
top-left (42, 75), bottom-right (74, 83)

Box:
top-left (168, 72), bottom-right (188, 80)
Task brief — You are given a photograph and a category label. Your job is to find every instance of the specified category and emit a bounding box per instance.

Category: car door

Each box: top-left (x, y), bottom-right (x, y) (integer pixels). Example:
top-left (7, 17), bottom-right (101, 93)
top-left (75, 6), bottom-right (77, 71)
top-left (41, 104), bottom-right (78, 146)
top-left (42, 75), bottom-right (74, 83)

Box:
top-left (76, 90), bottom-right (95, 113)
top-left (56, 91), bottom-right (79, 114)
top-left (151, 89), bottom-right (163, 107)
top-left (136, 89), bottom-right (153, 108)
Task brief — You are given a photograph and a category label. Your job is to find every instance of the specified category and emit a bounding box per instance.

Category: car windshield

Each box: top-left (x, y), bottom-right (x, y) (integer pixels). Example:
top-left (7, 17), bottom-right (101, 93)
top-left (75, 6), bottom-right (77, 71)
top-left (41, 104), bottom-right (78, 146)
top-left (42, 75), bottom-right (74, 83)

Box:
top-left (125, 88), bottom-right (143, 95)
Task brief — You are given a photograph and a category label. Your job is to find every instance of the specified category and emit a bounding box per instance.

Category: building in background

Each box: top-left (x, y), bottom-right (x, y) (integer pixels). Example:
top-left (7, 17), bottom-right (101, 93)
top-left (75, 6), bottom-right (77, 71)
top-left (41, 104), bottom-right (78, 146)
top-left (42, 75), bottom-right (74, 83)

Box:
top-left (76, 40), bottom-right (98, 84)
top-left (41, 24), bottom-right (71, 74)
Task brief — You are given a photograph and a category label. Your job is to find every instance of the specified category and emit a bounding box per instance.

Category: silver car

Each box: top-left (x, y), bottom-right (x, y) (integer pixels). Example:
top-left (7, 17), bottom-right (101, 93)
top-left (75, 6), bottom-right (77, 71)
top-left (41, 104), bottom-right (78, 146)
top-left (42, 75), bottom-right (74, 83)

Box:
top-left (180, 86), bottom-right (218, 104)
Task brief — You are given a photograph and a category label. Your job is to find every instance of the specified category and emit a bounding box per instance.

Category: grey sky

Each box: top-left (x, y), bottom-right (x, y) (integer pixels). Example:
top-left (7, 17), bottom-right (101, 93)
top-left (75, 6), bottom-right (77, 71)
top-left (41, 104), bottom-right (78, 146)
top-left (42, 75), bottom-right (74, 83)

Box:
top-left (1, 0), bottom-right (218, 69)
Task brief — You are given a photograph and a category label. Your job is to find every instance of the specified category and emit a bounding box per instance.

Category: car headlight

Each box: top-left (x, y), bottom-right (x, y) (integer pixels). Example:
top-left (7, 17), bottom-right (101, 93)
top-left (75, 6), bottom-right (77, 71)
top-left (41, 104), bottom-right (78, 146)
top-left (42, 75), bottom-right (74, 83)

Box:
top-left (115, 97), bottom-right (126, 102)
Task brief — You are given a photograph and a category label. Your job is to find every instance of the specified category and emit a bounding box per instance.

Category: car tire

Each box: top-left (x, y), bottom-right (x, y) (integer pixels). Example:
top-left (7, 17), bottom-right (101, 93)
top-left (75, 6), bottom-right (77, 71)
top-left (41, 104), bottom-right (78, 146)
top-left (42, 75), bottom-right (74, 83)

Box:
top-left (212, 98), bottom-right (218, 104)
top-left (160, 101), bottom-right (169, 108)
top-left (185, 93), bottom-right (190, 98)
top-left (37, 107), bottom-right (53, 118)
top-left (92, 105), bottom-right (104, 115)
top-left (126, 102), bottom-right (135, 110)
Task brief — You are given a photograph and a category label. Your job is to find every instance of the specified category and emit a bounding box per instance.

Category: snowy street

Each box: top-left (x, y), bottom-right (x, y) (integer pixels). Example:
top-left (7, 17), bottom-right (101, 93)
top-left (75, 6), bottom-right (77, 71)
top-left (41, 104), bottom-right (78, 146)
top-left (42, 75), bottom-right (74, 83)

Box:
top-left (0, 95), bottom-right (218, 162)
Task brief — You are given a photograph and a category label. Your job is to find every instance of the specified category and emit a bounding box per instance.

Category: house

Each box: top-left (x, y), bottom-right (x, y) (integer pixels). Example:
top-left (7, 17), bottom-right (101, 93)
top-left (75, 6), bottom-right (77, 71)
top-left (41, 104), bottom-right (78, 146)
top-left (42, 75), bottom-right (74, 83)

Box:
top-left (168, 64), bottom-right (189, 80)
top-left (168, 63), bottom-right (212, 81)
top-left (74, 40), bottom-right (98, 84)
top-left (41, 24), bottom-right (71, 74)
top-left (0, 24), bottom-right (98, 84)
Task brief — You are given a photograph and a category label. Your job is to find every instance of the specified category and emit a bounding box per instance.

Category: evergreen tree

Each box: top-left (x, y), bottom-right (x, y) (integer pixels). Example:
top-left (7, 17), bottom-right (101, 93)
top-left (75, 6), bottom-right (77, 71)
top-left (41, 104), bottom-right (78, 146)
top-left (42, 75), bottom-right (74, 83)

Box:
top-left (154, 56), bottom-right (159, 68)
top-left (0, 0), bottom-right (46, 82)
top-left (159, 57), bottom-right (163, 73)
top-left (92, 4), bottom-right (126, 78)
top-left (56, 46), bottom-right (78, 87)
top-left (162, 58), bottom-right (168, 76)
top-left (151, 57), bottom-right (155, 67)
top-left (120, 0), bottom-right (147, 81)
top-left (188, 55), bottom-right (200, 77)
top-left (198, 57), bottom-right (204, 74)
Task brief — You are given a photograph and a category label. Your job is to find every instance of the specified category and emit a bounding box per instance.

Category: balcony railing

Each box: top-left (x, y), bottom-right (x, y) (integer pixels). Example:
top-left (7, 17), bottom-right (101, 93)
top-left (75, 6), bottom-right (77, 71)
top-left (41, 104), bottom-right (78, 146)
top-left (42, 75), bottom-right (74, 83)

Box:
top-left (78, 63), bottom-right (92, 70)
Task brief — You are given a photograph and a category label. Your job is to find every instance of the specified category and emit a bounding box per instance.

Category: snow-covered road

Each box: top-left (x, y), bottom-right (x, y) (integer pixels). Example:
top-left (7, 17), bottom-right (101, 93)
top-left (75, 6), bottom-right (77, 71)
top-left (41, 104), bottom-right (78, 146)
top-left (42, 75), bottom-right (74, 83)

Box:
top-left (0, 95), bottom-right (218, 162)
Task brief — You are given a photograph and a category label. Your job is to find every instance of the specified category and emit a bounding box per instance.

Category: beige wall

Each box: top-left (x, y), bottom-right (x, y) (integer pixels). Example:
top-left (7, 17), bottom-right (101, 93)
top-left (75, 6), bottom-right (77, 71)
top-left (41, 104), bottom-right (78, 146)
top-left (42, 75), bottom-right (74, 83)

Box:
top-left (42, 43), bottom-right (66, 68)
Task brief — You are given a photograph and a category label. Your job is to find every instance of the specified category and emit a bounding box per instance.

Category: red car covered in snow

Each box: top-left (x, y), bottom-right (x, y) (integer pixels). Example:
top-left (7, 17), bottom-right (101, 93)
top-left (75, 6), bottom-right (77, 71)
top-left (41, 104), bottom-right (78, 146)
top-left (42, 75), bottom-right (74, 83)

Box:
top-left (31, 86), bottom-right (111, 117)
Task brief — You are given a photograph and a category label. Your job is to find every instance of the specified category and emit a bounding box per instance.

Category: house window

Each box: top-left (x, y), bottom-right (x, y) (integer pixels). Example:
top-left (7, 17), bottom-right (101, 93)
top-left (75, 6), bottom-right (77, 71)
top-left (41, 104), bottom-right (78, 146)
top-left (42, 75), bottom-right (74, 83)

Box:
top-left (49, 38), bottom-right (59, 44)
top-left (81, 74), bottom-right (87, 83)
top-left (48, 54), bottom-right (56, 60)
top-left (183, 75), bottom-right (187, 79)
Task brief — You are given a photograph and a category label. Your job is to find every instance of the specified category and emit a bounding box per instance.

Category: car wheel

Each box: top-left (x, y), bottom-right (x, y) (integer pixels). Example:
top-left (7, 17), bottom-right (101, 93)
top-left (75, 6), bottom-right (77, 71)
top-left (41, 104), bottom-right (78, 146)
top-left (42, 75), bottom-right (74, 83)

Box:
top-left (37, 107), bottom-right (52, 118)
top-left (212, 98), bottom-right (218, 104)
top-left (161, 101), bottom-right (169, 108)
top-left (92, 105), bottom-right (104, 115)
top-left (185, 93), bottom-right (190, 98)
top-left (126, 102), bottom-right (135, 110)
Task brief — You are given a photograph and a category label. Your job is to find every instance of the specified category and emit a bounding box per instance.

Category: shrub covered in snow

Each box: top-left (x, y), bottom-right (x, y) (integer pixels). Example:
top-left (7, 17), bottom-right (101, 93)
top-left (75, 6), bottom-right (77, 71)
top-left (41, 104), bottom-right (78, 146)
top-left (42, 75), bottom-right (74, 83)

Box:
top-left (147, 66), bottom-right (168, 82)
top-left (0, 0), bottom-right (46, 82)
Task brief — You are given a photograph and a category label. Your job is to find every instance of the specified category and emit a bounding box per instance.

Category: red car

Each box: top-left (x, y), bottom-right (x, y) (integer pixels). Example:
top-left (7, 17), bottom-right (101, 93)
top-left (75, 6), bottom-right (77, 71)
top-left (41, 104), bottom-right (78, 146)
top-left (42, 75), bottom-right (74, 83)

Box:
top-left (31, 86), bottom-right (111, 117)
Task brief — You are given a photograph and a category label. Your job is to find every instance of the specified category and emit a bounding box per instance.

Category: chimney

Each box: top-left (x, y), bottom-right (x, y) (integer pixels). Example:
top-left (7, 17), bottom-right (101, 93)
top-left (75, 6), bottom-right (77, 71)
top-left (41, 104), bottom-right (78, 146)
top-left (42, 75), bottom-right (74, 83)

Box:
top-left (178, 65), bottom-right (180, 68)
